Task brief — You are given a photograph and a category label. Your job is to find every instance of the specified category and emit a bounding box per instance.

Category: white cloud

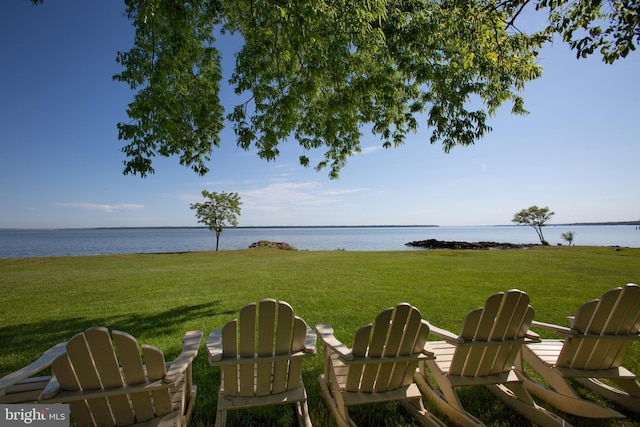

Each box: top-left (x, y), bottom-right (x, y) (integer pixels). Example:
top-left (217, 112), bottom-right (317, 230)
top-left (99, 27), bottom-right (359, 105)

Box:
top-left (360, 145), bottom-right (383, 154)
top-left (201, 179), bottom-right (235, 187)
top-left (54, 202), bottom-right (144, 213)
top-left (243, 182), bottom-right (322, 207)
top-left (176, 193), bottom-right (201, 202)
top-left (474, 160), bottom-right (488, 172)
top-left (241, 181), bottom-right (369, 213)
top-left (322, 188), bottom-right (369, 196)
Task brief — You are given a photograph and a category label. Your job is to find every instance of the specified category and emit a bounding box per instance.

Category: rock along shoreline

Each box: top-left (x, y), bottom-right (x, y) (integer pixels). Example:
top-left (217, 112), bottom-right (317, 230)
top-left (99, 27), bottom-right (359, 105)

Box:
top-left (249, 240), bottom-right (296, 250)
top-left (405, 239), bottom-right (539, 250)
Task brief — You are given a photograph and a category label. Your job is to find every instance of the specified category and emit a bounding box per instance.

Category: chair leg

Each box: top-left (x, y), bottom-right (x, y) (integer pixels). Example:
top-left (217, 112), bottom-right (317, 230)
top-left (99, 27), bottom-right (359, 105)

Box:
top-left (295, 400), bottom-right (313, 427)
top-left (414, 368), bottom-right (485, 427)
top-left (214, 409), bottom-right (226, 427)
top-left (521, 347), bottom-right (625, 418)
top-left (575, 377), bottom-right (640, 414)
top-left (523, 355), bottom-right (580, 399)
top-left (521, 375), bottom-right (625, 418)
top-left (487, 382), bottom-right (569, 427)
top-left (399, 396), bottom-right (447, 427)
top-left (183, 385), bottom-right (197, 427)
top-left (613, 377), bottom-right (640, 398)
top-left (318, 374), bottom-right (350, 427)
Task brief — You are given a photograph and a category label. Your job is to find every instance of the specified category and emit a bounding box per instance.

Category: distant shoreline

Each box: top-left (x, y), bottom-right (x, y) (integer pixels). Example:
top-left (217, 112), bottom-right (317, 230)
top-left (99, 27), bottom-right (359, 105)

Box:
top-left (87, 221), bottom-right (640, 230)
top-left (95, 225), bottom-right (441, 230)
top-left (1, 221), bottom-right (639, 231)
top-left (555, 221), bottom-right (640, 226)
top-left (81, 221), bottom-right (640, 230)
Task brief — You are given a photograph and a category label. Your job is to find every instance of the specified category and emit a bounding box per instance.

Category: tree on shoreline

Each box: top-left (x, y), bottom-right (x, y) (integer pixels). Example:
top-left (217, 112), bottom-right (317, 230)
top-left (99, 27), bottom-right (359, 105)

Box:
top-left (561, 230), bottom-right (575, 246)
top-left (512, 205), bottom-right (555, 245)
top-left (190, 191), bottom-right (242, 251)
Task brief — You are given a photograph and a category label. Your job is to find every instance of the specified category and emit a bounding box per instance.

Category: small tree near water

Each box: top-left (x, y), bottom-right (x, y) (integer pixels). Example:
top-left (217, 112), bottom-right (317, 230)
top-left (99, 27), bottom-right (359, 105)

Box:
top-left (561, 231), bottom-right (575, 246)
top-left (190, 190), bottom-right (242, 251)
top-left (512, 205), bottom-right (554, 245)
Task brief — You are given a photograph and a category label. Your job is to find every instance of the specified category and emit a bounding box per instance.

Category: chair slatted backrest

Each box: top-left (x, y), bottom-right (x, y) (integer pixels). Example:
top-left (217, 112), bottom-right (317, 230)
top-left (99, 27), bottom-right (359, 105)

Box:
top-left (345, 303), bottom-right (429, 393)
top-left (557, 284), bottom-right (640, 370)
top-left (52, 327), bottom-right (171, 427)
top-left (449, 289), bottom-right (534, 377)
top-left (221, 299), bottom-right (308, 397)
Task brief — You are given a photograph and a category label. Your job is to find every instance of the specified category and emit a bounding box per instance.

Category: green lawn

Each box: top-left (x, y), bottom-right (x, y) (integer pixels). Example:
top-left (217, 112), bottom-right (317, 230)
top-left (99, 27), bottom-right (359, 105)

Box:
top-left (1, 246), bottom-right (639, 426)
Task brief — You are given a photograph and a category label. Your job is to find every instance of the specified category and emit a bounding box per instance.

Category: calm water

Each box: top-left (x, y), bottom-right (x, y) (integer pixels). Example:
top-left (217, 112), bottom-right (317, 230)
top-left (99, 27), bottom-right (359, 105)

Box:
top-left (0, 225), bottom-right (638, 258)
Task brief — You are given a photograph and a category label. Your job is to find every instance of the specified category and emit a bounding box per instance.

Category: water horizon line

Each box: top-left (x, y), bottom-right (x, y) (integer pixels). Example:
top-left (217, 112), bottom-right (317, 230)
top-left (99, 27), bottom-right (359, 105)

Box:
top-left (1, 220), bottom-right (639, 232)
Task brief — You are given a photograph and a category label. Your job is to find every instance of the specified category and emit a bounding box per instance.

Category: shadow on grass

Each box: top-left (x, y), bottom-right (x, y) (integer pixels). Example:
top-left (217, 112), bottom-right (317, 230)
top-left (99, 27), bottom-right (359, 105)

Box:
top-left (0, 302), bottom-right (231, 374)
top-left (4, 302), bottom-right (640, 427)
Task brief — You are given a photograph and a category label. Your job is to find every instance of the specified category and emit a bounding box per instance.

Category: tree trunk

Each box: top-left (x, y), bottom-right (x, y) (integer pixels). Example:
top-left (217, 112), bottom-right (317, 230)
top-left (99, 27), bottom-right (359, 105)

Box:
top-left (534, 225), bottom-right (547, 245)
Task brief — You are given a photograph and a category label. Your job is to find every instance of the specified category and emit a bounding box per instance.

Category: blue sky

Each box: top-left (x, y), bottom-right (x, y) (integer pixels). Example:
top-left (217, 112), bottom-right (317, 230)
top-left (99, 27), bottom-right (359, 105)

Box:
top-left (1, 1), bottom-right (639, 229)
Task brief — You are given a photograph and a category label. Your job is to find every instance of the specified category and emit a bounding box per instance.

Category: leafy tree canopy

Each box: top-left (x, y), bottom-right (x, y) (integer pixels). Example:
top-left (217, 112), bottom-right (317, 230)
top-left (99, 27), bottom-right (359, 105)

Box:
top-left (114, 0), bottom-right (548, 179)
top-left (534, 0), bottom-right (640, 63)
top-left (30, 0), bottom-right (640, 178)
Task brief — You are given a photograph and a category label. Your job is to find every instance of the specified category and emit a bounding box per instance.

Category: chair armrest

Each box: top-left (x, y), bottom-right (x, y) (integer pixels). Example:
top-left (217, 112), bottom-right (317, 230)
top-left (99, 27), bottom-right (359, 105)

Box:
top-left (0, 342), bottom-right (66, 394)
top-left (206, 329), bottom-right (223, 363)
top-left (315, 323), bottom-right (354, 361)
top-left (525, 329), bottom-right (540, 342)
top-left (530, 320), bottom-right (575, 336)
top-left (165, 330), bottom-right (203, 383)
top-left (39, 375), bottom-right (61, 400)
top-left (428, 324), bottom-right (464, 344)
top-left (304, 325), bottom-right (317, 355)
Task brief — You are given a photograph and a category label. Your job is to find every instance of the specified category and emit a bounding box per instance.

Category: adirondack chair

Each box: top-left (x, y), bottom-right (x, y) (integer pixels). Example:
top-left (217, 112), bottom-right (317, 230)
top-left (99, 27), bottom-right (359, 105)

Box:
top-left (520, 283), bottom-right (640, 418)
top-left (37, 327), bottom-right (203, 427)
top-left (207, 299), bottom-right (316, 427)
top-left (316, 302), bottom-right (446, 427)
top-left (415, 289), bottom-right (567, 427)
top-left (0, 342), bottom-right (67, 404)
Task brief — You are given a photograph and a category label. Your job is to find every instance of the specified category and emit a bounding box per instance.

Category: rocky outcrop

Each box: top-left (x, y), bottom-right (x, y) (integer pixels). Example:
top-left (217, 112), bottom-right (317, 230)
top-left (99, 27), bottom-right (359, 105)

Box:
top-left (405, 239), bottom-right (537, 250)
top-left (249, 240), bottom-right (296, 250)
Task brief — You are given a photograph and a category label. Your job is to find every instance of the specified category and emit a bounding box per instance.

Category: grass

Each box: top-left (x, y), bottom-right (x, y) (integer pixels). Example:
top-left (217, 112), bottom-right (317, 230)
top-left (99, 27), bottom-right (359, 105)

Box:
top-left (1, 246), bottom-right (640, 426)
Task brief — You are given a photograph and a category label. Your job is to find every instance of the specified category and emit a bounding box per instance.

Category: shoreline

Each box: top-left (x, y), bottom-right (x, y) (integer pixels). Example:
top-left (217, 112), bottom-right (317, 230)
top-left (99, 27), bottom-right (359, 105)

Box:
top-left (406, 239), bottom-right (540, 250)
top-left (2, 221), bottom-right (640, 231)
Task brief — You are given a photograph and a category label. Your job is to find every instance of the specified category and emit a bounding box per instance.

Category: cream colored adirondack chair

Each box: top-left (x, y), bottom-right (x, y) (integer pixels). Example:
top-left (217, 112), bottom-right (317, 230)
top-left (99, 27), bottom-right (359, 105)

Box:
top-left (415, 289), bottom-right (567, 427)
top-left (207, 299), bottom-right (316, 427)
top-left (38, 327), bottom-right (203, 427)
top-left (520, 283), bottom-right (640, 418)
top-left (316, 302), bottom-right (446, 427)
top-left (0, 342), bottom-right (67, 404)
